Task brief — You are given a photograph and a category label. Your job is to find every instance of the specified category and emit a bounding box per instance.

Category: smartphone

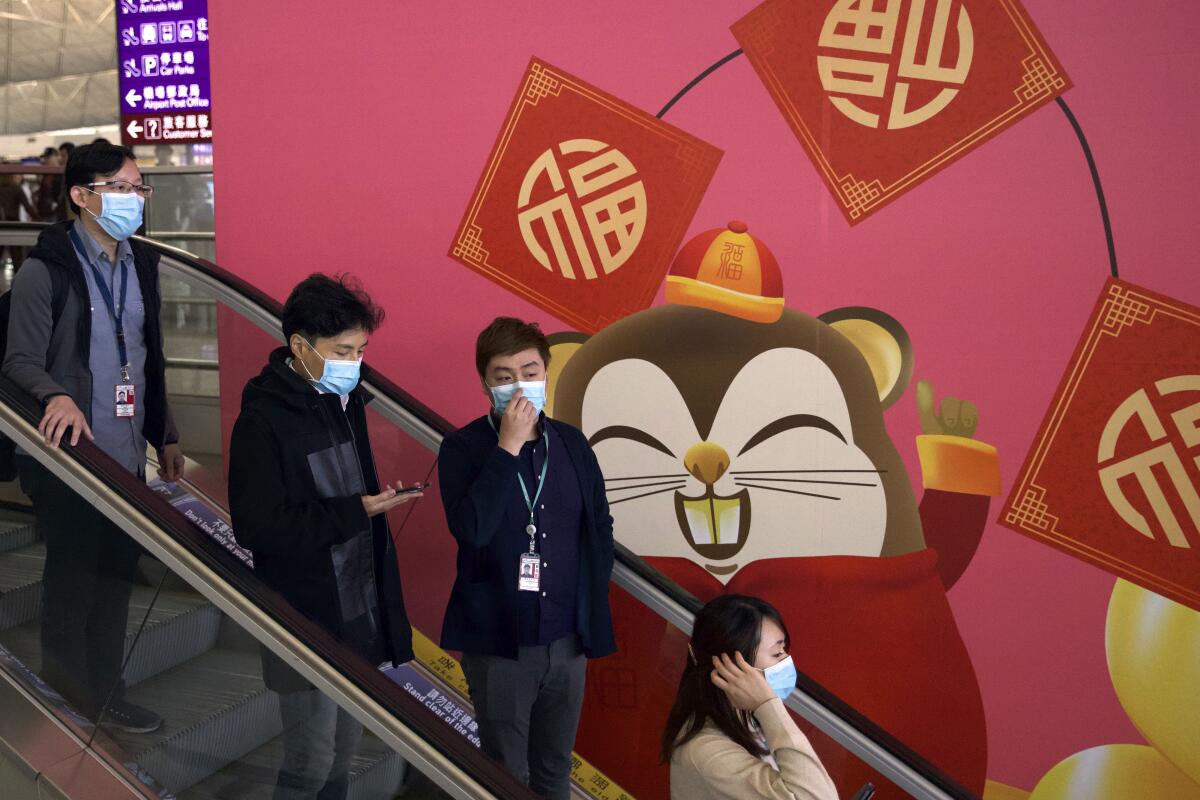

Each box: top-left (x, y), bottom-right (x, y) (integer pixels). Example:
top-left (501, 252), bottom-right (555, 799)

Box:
top-left (396, 481), bottom-right (431, 495)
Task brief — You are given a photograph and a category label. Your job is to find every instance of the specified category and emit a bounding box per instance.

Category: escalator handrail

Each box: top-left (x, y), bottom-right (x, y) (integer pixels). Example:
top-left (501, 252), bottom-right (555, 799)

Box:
top-left (0, 372), bottom-right (536, 800)
top-left (1, 220), bottom-right (978, 800)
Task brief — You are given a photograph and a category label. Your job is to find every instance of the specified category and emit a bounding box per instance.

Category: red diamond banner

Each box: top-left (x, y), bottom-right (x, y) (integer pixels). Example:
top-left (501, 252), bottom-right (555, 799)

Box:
top-left (1000, 279), bottom-right (1200, 612)
top-left (450, 58), bottom-right (723, 333)
top-left (732, 0), bottom-right (1071, 224)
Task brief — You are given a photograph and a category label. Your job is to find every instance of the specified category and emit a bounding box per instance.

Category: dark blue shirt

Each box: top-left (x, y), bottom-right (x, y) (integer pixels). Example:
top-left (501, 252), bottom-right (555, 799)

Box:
top-left (511, 417), bottom-right (583, 646)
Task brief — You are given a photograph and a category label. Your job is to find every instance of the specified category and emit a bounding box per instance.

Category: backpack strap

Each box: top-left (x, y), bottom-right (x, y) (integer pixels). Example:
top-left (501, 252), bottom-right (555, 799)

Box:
top-left (47, 261), bottom-right (69, 328)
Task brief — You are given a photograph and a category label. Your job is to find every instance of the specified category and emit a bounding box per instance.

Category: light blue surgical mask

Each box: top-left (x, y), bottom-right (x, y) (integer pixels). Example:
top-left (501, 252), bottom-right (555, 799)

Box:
top-left (763, 655), bottom-right (796, 702)
top-left (301, 339), bottom-right (361, 396)
top-left (489, 380), bottom-right (547, 414)
top-left (85, 189), bottom-right (145, 241)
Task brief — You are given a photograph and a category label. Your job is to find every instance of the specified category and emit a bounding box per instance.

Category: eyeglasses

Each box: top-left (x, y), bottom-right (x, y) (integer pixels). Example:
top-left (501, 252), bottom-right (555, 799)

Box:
top-left (87, 180), bottom-right (155, 198)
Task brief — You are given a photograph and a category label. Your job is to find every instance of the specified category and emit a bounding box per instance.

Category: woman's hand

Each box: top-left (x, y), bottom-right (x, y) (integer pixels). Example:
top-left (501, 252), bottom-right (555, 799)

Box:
top-left (711, 652), bottom-right (776, 711)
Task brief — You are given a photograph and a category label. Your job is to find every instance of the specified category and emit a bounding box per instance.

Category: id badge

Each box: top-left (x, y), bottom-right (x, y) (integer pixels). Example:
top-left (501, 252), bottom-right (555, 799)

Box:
top-left (518, 553), bottom-right (541, 592)
top-left (115, 384), bottom-right (136, 418)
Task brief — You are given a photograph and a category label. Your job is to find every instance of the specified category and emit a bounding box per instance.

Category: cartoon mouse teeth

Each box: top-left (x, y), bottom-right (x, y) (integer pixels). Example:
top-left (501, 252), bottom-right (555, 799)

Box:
top-left (674, 487), bottom-right (752, 567)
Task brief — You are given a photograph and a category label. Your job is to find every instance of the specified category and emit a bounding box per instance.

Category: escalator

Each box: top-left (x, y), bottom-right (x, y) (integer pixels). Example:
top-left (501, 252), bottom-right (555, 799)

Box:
top-left (0, 221), bottom-right (978, 800)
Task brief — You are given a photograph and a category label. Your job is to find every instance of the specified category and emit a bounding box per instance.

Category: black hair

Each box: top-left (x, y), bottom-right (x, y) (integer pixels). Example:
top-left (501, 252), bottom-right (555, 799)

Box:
top-left (58, 142), bottom-right (76, 154)
top-left (64, 142), bottom-right (136, 214)
top-left (281, 273), bottom-right (385, 343)
top-left (42, 147), bottom-right (58, 159)
top-left (660, 594), bottom-right (790, 764)
top-left (475, 316), bottom-right (551, 377)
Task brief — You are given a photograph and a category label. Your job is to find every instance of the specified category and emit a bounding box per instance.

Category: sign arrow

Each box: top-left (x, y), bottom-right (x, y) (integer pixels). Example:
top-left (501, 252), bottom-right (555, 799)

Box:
top-left (125, 89), bottom-right (142, 107)
top-left (126, 119), bottom-right (143, 139)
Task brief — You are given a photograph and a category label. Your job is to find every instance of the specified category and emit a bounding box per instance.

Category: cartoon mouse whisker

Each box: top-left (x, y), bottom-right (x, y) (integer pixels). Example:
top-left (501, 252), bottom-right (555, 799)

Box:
top-left (607, 484), bottom-right (687, 505)
top-left (728, 468), bottom-right (886, 475)
top-left (728, 476), bottom-right (878, 488)
top-left (604, 478), bottom-right (692, 493)
top-left (733, 481), bottom-right (841, 501)
top-left (604, 472), bottom-right (690, 482)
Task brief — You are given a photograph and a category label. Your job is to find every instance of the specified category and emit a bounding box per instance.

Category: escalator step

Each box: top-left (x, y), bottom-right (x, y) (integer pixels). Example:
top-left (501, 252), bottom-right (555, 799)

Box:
top-left (0, 542), bottom-right (45, 632)
top-left (0, 521), bottom-right (36, 554)
top-left (180, 732), bottom-right (405, 800)
top-left (0, 587), bottom-right (218, 687)
top-left (106, 647), bottom-right (281, 794)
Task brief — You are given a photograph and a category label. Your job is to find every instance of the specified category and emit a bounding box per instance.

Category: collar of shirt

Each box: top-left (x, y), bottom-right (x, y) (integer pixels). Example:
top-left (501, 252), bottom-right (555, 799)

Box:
top-left (72, 219), bottom-right (133, 271)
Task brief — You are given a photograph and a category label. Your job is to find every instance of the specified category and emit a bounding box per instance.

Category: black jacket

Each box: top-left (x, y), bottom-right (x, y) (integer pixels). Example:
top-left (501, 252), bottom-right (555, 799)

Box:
top-left (229, 347), bottom-right (413, 692)
top-left (438, 415), bottom-right (616, 660)
top-left (3, 221), bottom-right (176, 447)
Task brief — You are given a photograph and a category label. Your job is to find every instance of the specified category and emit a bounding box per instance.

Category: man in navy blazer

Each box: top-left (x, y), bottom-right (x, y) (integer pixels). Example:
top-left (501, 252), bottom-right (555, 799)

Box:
top-left (438, 317), bottom-right (615, 800)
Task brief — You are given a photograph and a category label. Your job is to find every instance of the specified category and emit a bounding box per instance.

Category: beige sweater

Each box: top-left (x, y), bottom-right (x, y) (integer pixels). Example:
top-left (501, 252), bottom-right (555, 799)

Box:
top-left (670, 698), bottom-right (839, 800)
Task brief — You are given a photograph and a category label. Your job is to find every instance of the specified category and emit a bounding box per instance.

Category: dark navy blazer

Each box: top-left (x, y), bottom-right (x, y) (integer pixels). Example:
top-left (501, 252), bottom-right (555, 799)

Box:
top-left (437, 415), bottom-right (616, 660)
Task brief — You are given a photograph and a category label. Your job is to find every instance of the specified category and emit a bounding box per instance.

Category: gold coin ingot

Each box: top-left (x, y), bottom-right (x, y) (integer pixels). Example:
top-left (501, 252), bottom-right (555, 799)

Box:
top-left (516, 138), bottom-right (647, 281)
top-left (1029, 744), bottom-right (1200, 800)
top-left (1105, 579), bottom-right (1200, 786)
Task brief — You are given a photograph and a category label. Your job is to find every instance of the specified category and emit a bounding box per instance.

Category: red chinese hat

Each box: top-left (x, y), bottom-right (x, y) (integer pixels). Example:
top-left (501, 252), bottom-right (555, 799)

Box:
top-left (665, 220), bottom-right (784, 323)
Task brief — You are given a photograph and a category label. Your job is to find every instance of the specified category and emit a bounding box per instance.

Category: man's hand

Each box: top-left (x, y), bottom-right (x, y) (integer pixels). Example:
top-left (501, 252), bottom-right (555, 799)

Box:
top-left (916, 379), bottom-right (979, 439)
top-left (497, 388), bottom-right (539, 456)
top-left (157, 443), bottom-right (186, 483)
top-left (39, 395), bottom-right (94, 448)
top-left (361, 483), bottom-right (422, 518)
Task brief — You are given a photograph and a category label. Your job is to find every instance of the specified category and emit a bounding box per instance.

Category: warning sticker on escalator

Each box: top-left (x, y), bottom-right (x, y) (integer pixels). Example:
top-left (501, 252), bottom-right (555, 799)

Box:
top-left (406, 629), bottom-right (637, 799)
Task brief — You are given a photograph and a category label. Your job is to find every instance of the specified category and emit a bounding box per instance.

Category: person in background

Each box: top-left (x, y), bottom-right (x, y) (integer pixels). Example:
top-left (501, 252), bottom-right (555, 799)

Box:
top-left (228, 273), bottom-right (418, 800)
top-left (0, 169), bottom-right (37, 264)
top-left (662, 594), bottom-right (837, 800)
top-left (3, 142), bottom-right (183, 733)
top-left (35, 147), bottom-right (65, 222)
top-left (437, 317), bottom-right (616, 800)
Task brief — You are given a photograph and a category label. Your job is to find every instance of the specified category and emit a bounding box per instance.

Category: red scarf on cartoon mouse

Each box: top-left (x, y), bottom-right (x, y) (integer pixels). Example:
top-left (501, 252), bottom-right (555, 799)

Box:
top-left (576, 549), bottom-right (987, 800)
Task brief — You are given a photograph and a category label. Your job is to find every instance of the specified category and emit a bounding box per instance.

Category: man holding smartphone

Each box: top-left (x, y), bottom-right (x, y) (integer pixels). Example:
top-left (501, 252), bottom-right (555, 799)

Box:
top-left (438, 317), bottom-right (616, 800)
top-left (228, 273), bottom-right (417, 800)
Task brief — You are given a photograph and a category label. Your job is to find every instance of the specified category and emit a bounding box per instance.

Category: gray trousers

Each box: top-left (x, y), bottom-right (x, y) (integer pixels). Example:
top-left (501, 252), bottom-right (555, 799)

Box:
top-left (274, 689), bottom-right (362, 800)
top-left (461, 636), bottom-right (586, 800)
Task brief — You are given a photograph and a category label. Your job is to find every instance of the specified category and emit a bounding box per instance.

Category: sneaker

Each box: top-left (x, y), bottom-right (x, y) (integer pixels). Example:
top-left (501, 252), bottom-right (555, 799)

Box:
top-left (102, 699), bottom-right (163, 734)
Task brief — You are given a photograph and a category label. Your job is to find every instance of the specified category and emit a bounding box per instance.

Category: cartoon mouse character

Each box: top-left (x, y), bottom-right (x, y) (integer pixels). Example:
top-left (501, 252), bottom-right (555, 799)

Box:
top-left (547, 222), bottom-right (1000, 799)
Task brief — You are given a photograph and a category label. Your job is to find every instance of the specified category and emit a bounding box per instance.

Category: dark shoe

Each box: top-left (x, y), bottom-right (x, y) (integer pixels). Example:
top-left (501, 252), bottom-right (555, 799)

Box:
top-left (102, 699), bottom-right (162, 734)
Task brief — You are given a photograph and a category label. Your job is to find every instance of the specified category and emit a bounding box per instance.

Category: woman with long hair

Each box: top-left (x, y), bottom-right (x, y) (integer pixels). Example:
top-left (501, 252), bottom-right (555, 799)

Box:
top-left (661, 594), bottom-right (837, 799)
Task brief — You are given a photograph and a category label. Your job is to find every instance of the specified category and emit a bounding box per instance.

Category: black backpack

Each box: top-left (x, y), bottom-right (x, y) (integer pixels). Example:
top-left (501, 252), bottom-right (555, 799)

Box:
top-left (0, 267), bottom-right (70, 481)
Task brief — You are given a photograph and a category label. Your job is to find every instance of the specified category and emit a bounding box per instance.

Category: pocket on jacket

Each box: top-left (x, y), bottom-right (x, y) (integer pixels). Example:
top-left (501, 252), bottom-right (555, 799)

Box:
top-left (304, 439), bottom-right (362, 498)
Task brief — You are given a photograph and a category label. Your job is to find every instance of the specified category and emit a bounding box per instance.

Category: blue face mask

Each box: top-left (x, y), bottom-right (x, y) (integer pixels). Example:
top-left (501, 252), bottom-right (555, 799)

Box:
top-left (85, 189), bottom-right (145, 241)
top-left (301, 340), bottom-right (362, 396)
top-left (762, 655), bottom-right (797, 702)
top-left (489, 380), bottom-right (547, 414)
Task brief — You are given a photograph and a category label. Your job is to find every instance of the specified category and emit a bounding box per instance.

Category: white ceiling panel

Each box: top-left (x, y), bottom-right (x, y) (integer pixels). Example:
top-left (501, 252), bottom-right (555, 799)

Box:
top-left (0, 0), bottom-right (117, 134)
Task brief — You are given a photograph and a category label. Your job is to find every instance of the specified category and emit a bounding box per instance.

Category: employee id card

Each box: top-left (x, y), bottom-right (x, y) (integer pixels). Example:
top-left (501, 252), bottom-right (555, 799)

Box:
top-left (115, 383), bottom-right (136, 418)
top-left (518, 553), bottom-right (541, 592)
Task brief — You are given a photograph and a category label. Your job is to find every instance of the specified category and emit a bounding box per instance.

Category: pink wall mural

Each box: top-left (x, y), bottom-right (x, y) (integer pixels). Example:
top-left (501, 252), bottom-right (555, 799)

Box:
top-left (208, 1), bottom-right (1200, 796)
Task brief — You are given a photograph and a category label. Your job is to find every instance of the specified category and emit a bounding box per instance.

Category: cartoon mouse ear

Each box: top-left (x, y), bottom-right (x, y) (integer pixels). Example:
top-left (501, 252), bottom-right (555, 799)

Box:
top-left (819, 307), bottom-right (913, 410)
top-left (545, 331), bottom-right (591, 417)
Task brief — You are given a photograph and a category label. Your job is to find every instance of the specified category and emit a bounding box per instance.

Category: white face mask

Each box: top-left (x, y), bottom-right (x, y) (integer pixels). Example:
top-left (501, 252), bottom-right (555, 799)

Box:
top-left (488, 380), bottom-right (547, 414)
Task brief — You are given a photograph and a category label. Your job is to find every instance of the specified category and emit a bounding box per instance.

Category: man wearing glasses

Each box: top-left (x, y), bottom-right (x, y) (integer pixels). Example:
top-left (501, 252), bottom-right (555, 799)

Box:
top-left (3, 142), bottom-right (184, 733)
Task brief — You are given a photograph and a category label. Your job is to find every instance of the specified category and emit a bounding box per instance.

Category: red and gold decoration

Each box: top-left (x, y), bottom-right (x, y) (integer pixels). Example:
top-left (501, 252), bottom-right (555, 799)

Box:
top-left (731, 0), bottom-right (1070, 225)
top-left (665, 220), bottom-right (785, 323)
top-left (1001, 279), bottom-right (1200, 612)
top-left (450, 58), bottom-right (722, 333)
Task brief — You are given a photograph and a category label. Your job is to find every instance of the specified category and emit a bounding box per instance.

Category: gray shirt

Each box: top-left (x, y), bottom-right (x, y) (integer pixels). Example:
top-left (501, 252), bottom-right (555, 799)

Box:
top-left (69, 221), bottom-right (149, 475)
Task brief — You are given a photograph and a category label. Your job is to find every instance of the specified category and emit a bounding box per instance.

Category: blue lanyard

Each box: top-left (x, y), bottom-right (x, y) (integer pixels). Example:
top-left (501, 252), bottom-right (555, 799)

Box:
top-left (70, 226), bottom-right (131, 381)
top-left (488, 414), bottom-right (550, 551)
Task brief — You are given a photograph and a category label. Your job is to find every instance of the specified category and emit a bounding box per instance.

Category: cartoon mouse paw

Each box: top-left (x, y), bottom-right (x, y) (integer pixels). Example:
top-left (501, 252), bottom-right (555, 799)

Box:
top-left (917, 378), bottom-right (979, 438)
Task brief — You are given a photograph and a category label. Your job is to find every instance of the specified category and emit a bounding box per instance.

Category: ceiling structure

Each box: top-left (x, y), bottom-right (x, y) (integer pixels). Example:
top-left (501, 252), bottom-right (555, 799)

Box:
top-left (0, 0), bottom-right (119, 136)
